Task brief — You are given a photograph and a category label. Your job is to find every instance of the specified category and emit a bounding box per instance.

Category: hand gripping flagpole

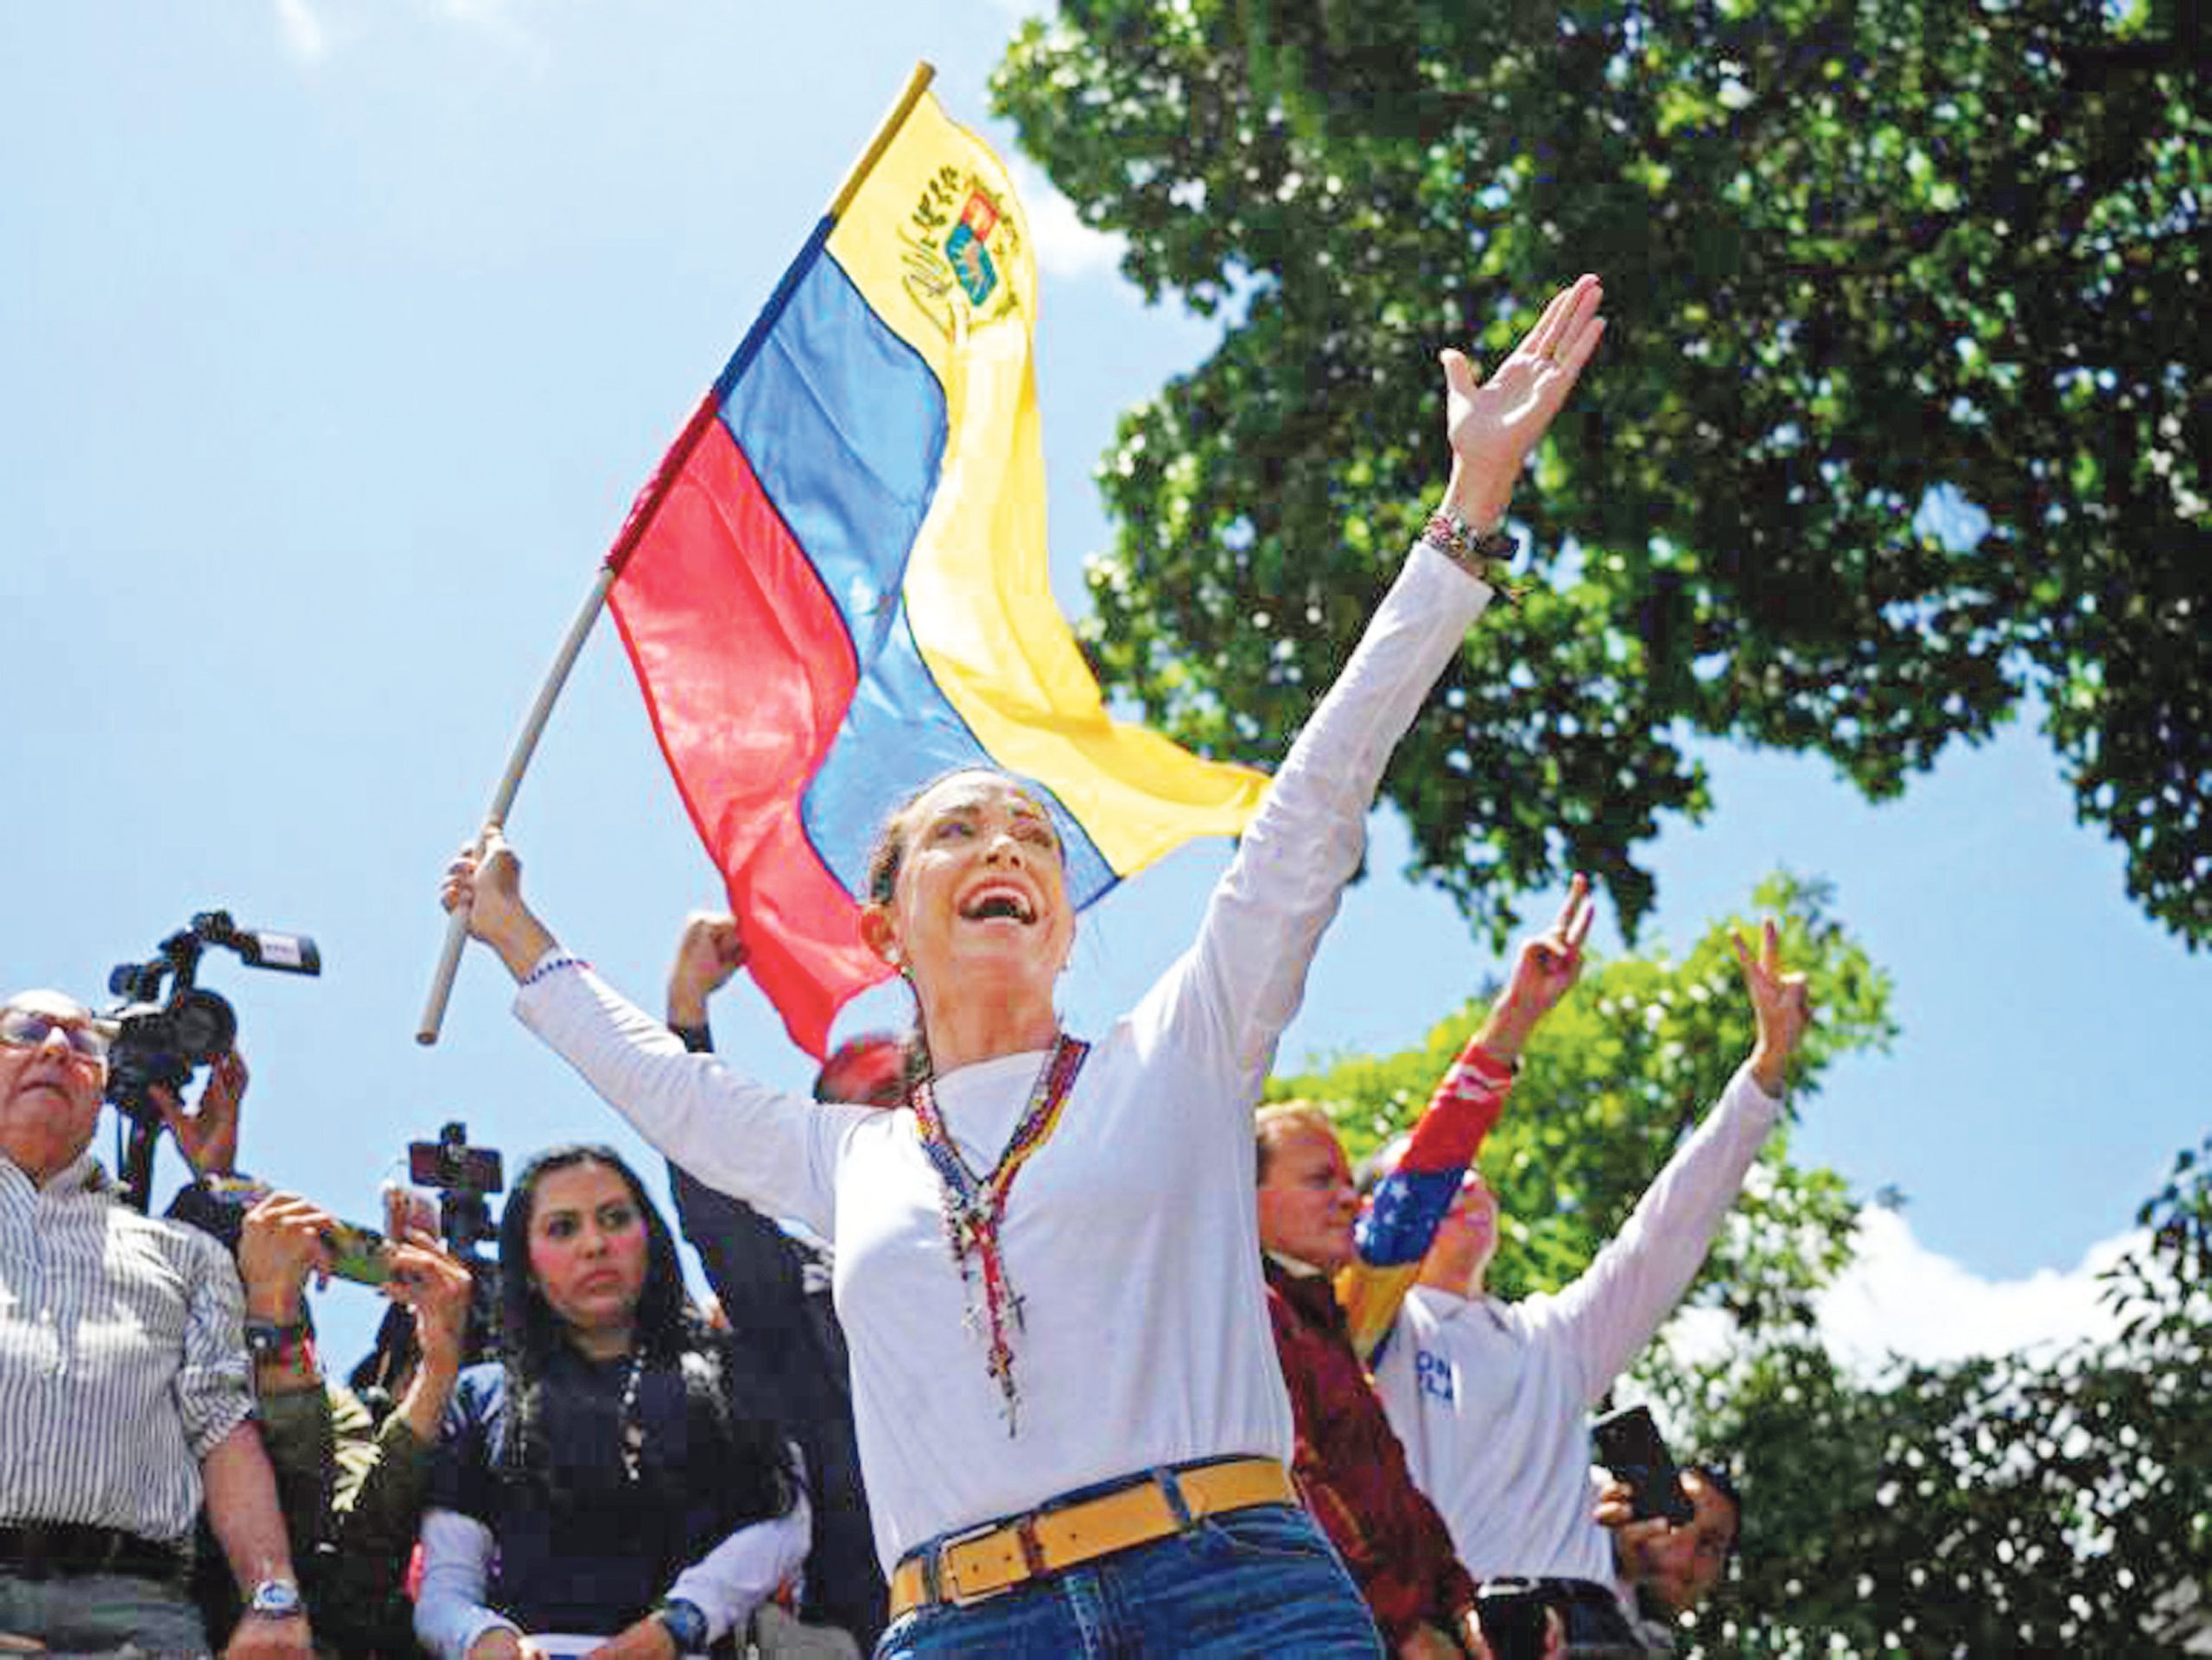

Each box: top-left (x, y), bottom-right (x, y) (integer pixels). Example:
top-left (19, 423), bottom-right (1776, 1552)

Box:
top-left (415, 59), bottom-right (939, 1046)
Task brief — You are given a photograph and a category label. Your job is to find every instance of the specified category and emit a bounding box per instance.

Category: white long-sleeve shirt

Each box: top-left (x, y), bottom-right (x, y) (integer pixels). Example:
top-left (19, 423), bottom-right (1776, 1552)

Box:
top-left (518, 544), bottom-right (1493, 1572)
top-left (1372, 1064), bottom-right (1782, 1589)
top-left (414, 1485), bottom-right (811, 1659)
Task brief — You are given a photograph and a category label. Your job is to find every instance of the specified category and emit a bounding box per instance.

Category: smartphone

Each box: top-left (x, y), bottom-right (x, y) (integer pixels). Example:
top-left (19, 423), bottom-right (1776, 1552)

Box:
top-left (322, 1220), bottom-right (394, 1286)
top-left (407, 1134), bottom-right (503, 1196)
top-left (1592, 1403), bottom-right (1695, 1526)
top-left (200, 1173), bottom-right (274, 1207)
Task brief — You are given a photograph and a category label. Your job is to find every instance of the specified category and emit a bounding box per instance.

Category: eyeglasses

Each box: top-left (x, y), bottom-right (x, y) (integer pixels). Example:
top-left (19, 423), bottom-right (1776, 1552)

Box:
top-left (0, 1006), bottom-right (111, 1063)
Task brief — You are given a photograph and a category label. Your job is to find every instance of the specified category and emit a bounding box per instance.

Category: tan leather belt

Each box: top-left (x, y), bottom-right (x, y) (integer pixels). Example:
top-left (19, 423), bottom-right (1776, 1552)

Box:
top-left (889, 1456), bottom-right (1294, 1617)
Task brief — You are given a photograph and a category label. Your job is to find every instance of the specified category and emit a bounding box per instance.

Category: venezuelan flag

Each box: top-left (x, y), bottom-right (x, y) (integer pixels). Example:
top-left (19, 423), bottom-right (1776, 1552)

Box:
top-left (604, 73), bottom-right (1267, 1058)
top-left (1338, 1041), bottom-right (1511, 1362)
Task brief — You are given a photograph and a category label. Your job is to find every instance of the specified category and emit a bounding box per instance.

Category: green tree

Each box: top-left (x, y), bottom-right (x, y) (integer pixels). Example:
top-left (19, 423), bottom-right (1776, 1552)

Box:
top-left (1271, 872), bottom-right (1893, 1341)
top-left (993, 0), bottom-right (2207, 948)
top-left (1649, 1135), bottom-right (2212, 1656)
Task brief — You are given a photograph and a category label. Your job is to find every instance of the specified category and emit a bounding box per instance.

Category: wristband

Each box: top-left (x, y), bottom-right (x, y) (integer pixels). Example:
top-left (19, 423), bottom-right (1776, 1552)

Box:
top-left (1438, 1040), bottom-right (1517, 1106)
top-left (246, 1320), bottom-right (320, 1386)
top-left (1456, 1040), bottom-right (1519, 1090)
top-left (1421, 509), bottom-right (1524, 605)
top-left (520, 951), bottom-right (591, 989)
top-left (243, 1316), bottom-right (310, 1359)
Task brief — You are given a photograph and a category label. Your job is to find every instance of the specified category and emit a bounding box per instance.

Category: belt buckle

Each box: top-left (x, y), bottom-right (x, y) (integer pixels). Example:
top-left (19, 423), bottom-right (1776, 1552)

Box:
top-left (933, 1516), bottom-right (1035, 1608)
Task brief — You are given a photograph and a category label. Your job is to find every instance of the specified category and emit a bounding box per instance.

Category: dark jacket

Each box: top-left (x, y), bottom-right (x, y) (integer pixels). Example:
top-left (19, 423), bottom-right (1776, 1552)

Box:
top-left (667, 1022), bottom-right (887, 1651)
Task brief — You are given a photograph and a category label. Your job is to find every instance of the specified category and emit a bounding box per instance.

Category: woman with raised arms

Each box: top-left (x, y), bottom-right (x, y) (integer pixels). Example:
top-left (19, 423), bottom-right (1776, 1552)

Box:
top-left (442, 273), bottom-right (1606, 1659)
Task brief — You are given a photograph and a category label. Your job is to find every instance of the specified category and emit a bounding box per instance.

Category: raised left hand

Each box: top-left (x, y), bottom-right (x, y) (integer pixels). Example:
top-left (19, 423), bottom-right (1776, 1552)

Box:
top-left (384, 1230), bottom-right (474, 1377)
top-left (151, 1049), bottom-right (248, 1178)
top-left (1440, 273), bottom-right (1606, 526)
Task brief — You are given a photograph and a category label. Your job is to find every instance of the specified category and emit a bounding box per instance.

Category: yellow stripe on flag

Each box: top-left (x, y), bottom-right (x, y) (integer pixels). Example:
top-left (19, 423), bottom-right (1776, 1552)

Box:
top-left (826, 92), bottom-right (1266, 875)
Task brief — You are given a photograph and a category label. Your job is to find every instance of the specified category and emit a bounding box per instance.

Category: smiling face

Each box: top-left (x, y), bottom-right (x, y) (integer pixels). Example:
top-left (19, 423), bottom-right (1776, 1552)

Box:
top-left (524, 1159), bottom-right (652, 1351)
top-left (1257, 1117), bottom-right (1359, 1273)
top-left (0, 990), bottom-right (109, 1186)
top-left (861, 772), bottom-right (1075, 1004)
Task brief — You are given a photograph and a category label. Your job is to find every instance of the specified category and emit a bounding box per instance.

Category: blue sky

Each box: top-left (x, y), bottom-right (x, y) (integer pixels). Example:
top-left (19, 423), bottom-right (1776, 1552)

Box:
top-left (3, 2), bottom-right (2203, 1371)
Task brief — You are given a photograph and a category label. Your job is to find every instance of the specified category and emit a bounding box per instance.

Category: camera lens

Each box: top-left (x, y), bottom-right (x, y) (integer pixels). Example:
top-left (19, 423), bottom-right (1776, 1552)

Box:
top-left (168, 989), bottom-right (237, 1064)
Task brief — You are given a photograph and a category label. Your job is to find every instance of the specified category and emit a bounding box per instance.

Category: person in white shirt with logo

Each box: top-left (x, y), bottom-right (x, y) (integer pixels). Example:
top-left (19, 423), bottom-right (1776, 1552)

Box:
top-left (1366, 922), bottom-right (1809, 1653)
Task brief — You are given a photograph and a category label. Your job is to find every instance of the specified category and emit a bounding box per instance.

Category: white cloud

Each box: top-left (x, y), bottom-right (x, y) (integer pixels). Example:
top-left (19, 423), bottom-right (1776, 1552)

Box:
top-left (1013, 160), bottom-right (1127, 283)
top-left (275, 0), bottom-right (329, 63)
top-left (1660, 1210), bottom-right (2145, 1380)
top-left (1815, 1207), bottom-right (2140, 1372)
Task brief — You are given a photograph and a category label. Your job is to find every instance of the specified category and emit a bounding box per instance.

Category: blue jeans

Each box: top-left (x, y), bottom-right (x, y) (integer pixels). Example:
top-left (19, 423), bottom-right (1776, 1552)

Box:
top-left (0, 1568), bottom-right (209, 1655)
top-left (876, 1502), bottom-right (1383, 1657)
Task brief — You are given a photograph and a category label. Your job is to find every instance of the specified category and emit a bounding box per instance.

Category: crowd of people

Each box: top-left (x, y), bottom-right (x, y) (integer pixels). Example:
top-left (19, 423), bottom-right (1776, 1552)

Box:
top-left (3, 273), bottom-right (1801, 1658)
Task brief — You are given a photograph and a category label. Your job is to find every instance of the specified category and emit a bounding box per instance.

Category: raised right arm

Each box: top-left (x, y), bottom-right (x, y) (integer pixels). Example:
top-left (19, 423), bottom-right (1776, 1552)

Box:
top-left (442, 836), bottom-right (853, 1234)
top-left (515, 961), bottom-right (848, 1236)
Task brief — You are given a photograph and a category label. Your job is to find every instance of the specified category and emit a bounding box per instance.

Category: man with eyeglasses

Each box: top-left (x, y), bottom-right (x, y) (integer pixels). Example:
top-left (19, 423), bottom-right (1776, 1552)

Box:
top-left (0, 989), bottom-right (314, 1657)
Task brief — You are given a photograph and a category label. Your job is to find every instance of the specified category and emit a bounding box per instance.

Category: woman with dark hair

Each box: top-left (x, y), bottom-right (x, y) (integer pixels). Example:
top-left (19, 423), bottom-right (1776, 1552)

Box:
top-left (414, 1145), bottom-right (806, 1660)
top-left (443, 274), bottom-right (1606, 1657)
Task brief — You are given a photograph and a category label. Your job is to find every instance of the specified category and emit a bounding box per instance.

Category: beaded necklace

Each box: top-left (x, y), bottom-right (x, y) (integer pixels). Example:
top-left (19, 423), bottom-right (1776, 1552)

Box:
top-left (615, 1346), bottom-right (647, 1483)
top-left (907, 1032), bottom-right (1090, 1434)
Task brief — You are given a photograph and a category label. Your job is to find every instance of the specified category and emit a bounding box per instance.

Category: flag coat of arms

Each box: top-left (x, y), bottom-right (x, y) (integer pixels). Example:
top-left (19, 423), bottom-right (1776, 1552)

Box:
top-left (603, 84), bottom-right (1268, 1057)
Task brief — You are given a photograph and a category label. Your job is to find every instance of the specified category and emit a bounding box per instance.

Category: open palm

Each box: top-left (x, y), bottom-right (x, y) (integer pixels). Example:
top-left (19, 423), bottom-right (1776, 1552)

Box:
top-left (1442, 274), bottom-right (1606, 514)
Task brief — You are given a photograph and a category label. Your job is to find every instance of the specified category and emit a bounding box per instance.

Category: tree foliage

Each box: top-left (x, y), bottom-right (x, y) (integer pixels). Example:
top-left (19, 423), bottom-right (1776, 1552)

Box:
top-left (1645, 1134), bottom-right (2212, 1656)
top-left (993, 0), bottom-right (2208, 948)
top-left (1271, 873), bottom-right (1893, 1339)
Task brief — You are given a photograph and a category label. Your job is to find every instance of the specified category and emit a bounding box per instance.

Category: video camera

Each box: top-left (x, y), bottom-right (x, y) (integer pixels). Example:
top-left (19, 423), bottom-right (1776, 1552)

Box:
top-left (105, 910), bottom-right (319, 1210)
top-left (407, 1119), bottom-right (504, 1260)
top-left (106, 911), bottom-right (321, 1122)
top-left (340, 1121), bottom-right (506, 1395)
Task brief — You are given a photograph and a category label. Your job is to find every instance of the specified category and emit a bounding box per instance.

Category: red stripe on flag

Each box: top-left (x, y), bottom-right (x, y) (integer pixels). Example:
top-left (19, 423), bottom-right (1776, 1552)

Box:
top-left (608, 414), bottom-right (894, 1057)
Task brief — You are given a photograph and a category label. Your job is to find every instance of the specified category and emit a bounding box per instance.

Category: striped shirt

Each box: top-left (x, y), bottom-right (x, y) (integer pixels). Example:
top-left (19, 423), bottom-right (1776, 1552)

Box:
top-left (0, 1152), bottom-right (254, 1542)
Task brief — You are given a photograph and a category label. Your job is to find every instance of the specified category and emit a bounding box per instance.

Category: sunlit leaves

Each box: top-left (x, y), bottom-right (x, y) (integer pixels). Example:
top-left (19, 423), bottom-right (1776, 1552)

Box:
top-left (1657, 1137), bottom-right (2212, 1655)
top-left (993, 0), bottom-right (2208, 949)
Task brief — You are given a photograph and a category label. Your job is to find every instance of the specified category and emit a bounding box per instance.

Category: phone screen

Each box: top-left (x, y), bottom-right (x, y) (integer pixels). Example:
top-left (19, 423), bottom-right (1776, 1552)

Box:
top-left (323, 1221), bottom-right (393, 1286)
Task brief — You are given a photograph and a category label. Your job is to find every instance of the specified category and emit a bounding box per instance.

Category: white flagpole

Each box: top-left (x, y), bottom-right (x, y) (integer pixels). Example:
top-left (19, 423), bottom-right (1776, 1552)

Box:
top-left (414, 60), bottom-right (938, 1045)
top-left (415, 564), bottom-right (619, 1044)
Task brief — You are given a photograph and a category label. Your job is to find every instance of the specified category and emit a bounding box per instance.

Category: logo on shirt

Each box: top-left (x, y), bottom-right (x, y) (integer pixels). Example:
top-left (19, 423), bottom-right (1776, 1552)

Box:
top-left (1414, 1346), bottom-right (1456, 1404)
